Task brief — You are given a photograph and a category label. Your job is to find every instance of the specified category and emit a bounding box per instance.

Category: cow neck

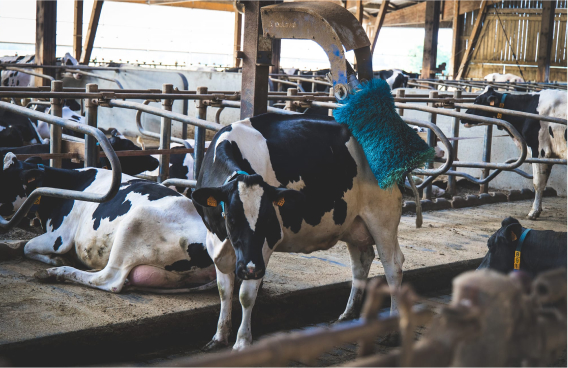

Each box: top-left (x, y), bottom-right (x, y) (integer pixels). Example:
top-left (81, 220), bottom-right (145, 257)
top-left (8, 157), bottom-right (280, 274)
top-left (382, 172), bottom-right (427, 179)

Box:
top-left (39, 166), bottom-right (94, 191)
top-left (497, 93), bottom-right (539, 124)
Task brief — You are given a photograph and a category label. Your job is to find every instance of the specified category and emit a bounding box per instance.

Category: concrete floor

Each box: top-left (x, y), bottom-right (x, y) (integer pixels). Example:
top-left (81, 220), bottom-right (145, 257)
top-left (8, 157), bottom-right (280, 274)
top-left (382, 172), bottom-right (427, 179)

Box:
top-left (0, 198), bottom-right (566, 360)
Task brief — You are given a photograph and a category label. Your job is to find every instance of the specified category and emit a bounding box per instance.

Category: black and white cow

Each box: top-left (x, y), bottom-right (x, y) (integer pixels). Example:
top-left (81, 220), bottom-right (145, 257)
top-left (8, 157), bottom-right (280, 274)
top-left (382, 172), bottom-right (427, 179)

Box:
top-left (191, 114), bottom-right (404, 350)
top-left (478, 217), bottom-right (567, 276)
top-left (1, 53), bottom-right (80, 87)
top-left (0, 108), bottom-right (43, 147)
top-left (463, 87), bottom-right (567, 220)
top-left (0, 152), bottom-right (214, 292)
top-left (375, 69), bottom-right (414, 90)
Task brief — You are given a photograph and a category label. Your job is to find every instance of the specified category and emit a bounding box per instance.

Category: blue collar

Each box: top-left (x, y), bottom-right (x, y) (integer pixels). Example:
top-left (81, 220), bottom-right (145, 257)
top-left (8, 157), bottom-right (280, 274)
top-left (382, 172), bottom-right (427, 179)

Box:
top-left (221, 170), bottom-right (249, 216)
top-left (513, 228), bottom-right (531, 270)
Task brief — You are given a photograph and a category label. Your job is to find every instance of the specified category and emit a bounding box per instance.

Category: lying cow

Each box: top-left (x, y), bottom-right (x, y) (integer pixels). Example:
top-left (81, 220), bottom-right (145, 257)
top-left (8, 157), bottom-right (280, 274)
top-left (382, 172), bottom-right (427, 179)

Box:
top-left (0, 108), bottom-right (43, 147)
top-left (0, 129), bottom-right (159, 176)
top-left (0, 152), bottom-right (215, 292)
top-left (1, 53), bottom-right (80, 88)
top-left (463, 87), bottom-right (567, 220)
top-left (478, 217), bottom-right (567, 276)
top-left (192, 113), bottom-right (405, 350)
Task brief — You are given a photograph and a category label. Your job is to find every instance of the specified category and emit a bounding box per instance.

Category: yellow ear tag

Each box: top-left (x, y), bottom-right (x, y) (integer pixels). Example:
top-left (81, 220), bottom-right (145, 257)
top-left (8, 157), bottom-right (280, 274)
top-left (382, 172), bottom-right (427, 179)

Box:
top-left (514, 251), bottom-right (521, 270)
top-left (511, 231), bottom-right (518, 241)
top-left (207, 196), bottom-right (218, 207)
top-left (489, 101), bottom-right (495, 106)
top-left (274, 197), bottom-right (285, 207)
top-left (27, 177), bottom-right (35, 183)
top-left (33, 196), bottom-right (41, 205)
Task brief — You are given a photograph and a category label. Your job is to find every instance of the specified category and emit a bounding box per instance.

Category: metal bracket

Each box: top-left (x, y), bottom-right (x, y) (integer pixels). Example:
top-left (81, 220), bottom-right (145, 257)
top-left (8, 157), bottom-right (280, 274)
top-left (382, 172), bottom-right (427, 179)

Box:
top-left (261, 2), bottom-right (373, 101)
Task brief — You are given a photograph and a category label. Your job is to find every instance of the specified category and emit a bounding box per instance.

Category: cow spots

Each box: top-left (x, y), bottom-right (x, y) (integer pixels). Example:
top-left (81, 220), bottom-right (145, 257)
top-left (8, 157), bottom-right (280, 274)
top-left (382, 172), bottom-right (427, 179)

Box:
top-left (53, 236), bottom-right (63, 251)
top-left (565, 129), bottom-right (567, 141)
top-left (165, 260), bottom-right (193, 272)
top-left (541, 149), bottom-right (546, 158)
top-left (238, 181), bottom-right (263, 232)
top-left (549, 126), bottom-right (554, 138)
top-left (286, 177), bottom-right (306, 191)
top-left (187, 242), bottom-right (213, 268)
top-left (92, 179), bottom-right (181, 230)
top-left (333, 199), bottom-right (348, 225)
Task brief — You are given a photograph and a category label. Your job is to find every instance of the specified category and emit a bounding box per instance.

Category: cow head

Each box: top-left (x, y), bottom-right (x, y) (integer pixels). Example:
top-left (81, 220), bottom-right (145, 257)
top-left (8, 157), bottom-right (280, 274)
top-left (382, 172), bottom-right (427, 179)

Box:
top-left (478, 217), bottom-right (523, 273)
top-left (392, 73), bottom-right (408, 89)
top-left (0, 153), bottom-right (44, 217)
top-left (462, 87), bottom-right (501, 127)
top-left (192, 174), bottom-right (304, 280)
top-left (99, 130), bottom-right (159, 175)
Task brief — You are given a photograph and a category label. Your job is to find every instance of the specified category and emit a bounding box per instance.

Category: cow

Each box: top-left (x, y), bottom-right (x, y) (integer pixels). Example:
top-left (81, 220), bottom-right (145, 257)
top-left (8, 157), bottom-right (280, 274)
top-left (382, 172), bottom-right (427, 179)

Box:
top-left (484, 73), bottom-right (524, 83)
top-left (1, 53), bottom-right (80, 88)
top-left (375, 69), bottom-right (410, 90)
top-left (462, 87), bottom-right (567, 220)
top-left (0, 108), bottom-right (43, 147)
top-left (0, 129), bottom-right (159, 176)
top-left (478, 217), bottom-right (567, 277)
top-left (191, 113), bottom-right (405, 351)
top-left (0, 152), bottom-right (215, 292)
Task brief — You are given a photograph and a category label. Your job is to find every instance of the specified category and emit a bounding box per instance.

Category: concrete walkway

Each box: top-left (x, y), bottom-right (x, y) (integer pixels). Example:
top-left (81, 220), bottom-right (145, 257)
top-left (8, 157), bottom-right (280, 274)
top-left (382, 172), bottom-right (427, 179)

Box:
top-left (0, 198), bottom-right (565, 365)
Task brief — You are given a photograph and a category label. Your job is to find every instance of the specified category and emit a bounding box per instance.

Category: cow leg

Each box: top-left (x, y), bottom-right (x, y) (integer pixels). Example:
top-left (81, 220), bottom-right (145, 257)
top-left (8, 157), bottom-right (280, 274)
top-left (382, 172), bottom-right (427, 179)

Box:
top-left (203, 267), bottom-right (235, 351)
top-left (24, 233), bottom-right (74, 266)
top-left (233, 278), bottom-right (263, 351)
top-left (529, 163), bottom-right (552, 220)
top-left (338, 242), bottom-right (375, 321)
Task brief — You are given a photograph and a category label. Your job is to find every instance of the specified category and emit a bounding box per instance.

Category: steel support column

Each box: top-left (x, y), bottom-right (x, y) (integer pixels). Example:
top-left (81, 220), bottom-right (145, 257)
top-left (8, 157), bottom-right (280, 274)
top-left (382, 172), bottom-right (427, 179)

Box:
top-left (85, 83), bottom-right (99, 168)
top-left (240, 1), bottom-right (273, 119)
top-left (423, 90), bottom-right (438, 200)
top-left (50, 81), bottom-right (63, 168)
top-left (194, 86), bottom-right (207, 180)
top-left (159, 84), bottom-right (173, 183)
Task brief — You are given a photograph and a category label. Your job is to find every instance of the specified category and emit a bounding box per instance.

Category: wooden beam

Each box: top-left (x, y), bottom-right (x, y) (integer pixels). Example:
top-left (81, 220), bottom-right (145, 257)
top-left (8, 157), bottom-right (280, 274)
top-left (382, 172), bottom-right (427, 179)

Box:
top-left (270, 39), bottom-right (281, 76)
top-left (73, 0), bottom-right (83, 61)
top-left (421, 1), bottom-right (441, 79)
top-left (35, 0), bottom-right (57, 87)
top-left (450, 0), bottom-right (461, 78)
top-left (370, 0), bottom-right (389, 55)
top-left (233, 10), bottom-right (243, 68)
top-left (537, 1), bottom-right (556, 83)
top-left (456, 0), bottom-right (488, 80)
top-left (105, 0), bottom-right (235, 12)
top-left (355, 1), bottom-right (364, 23)
top-left (80, 0), bottom-right (104, 65)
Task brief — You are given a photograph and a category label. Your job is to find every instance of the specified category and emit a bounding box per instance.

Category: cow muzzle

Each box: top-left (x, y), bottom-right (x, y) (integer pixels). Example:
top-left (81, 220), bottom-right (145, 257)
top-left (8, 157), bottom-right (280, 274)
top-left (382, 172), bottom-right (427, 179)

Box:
top-left (236, 261), bottom-right (265, 280)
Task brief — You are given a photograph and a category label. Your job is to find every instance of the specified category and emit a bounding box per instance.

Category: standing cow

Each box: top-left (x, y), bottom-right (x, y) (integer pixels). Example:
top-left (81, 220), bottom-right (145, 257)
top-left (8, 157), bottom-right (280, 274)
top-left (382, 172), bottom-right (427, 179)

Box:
top-left (0, 153), bottom-right (214, 292)
top-left (463, 87), bottom-right (567, 220)
top-left (192, 114), bottom-right (404, 350)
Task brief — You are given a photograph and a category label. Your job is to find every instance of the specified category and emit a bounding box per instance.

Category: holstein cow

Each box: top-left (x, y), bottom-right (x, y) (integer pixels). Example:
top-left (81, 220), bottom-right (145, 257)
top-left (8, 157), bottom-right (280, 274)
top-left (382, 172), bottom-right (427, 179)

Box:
top-left (463, 87), bottom-right (567, 220)
top-left (0, 108), bottom-right (43, 147)
top-left (0, 153), bottom-right (215, 292)
top-left (192, 113), bottom-right (404, 350)
top-left (478, 217), bottom-right (567, 276)
top-left (484, 73), bottom-right (524, 83)
top-left (375, 69), bottom-right (417, 90)
top-left (1, 53), bottom-right (80, 87)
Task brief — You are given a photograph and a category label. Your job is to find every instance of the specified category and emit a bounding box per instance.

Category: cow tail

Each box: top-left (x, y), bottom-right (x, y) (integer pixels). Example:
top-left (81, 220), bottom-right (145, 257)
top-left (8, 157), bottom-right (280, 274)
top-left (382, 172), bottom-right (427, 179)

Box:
top-left (406, 173), bottom-right (422, 228)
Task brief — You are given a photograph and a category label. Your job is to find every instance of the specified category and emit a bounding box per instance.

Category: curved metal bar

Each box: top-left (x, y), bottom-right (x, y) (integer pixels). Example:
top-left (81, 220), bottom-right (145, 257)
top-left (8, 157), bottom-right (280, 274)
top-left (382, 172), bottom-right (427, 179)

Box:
top-left (219, 100), bottom-right (301, 115)
top-left (215, 106), bottom-right (225, 124)
top-left (108, 99), bottom-right (223, 131)
top-left (135, 99), bottom-right (191, 149)
top-left (401, 117), bottom-right (454, 176)
top-left (525, 157), bottom-right (567, 164)
top-left (455, 103), bottom-right (567, 125)
top-left (0, 66), bottom-right (55, 81)
top-left (64, 68), bottom-right (124, 89)
top-left (0, 101), bottom-right (121, 229)
top-left (161, 178), bottom-right (196, 189)
top-left (396, 103), bottom-right (528, 170)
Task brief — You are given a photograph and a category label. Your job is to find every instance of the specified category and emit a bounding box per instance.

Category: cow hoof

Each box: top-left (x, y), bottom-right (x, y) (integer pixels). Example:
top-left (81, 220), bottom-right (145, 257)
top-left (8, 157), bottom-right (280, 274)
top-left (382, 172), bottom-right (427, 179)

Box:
top-left (527, 211), bottom-right (541, 220)
top-left (34, 269), bottom-right (58, 283)
top-left (202, 339), bottom-right (227, 352)
top-left (232, 340), bottom-right (252, 351)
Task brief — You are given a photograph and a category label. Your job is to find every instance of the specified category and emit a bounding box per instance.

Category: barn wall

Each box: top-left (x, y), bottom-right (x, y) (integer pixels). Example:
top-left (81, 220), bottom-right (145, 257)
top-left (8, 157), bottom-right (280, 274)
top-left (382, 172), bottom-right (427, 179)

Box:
top-left (454, 0), bottom-right (568, 81)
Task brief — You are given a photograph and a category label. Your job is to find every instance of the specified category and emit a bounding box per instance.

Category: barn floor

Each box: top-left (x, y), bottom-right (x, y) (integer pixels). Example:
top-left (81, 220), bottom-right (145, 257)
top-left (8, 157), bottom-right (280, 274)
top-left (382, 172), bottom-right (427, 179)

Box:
top-left (0, 197), bottom-right (566, 365)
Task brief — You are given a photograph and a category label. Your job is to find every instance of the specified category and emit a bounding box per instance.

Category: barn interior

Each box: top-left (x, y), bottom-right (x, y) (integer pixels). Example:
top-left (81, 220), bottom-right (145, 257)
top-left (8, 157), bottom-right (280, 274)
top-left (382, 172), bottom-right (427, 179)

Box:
top-left (0, 0), bottom-right (567, 366)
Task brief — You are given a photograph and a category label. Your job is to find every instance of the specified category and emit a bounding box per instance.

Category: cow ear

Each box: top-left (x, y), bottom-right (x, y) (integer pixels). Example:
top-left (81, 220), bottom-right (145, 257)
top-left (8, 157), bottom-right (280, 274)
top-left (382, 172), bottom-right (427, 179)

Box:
top-left (192, 187), bottom-right (226, 208)
top-left (271, 188), bottom-right (305, 209)
top-left (503, 223), bottom-right (522, 243)
top-left (20, 168), bottom-right (44, 185)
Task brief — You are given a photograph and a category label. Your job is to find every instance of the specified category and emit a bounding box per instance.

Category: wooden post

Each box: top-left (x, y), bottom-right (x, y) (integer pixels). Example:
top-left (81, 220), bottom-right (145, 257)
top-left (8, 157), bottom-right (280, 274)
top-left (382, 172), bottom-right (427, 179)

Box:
top-left (240, 1), bottom-right (272, 119)
top-left (449, 0), bottom-right (461, 79)
top-left (355, 1), bottom-right (364, 23)
top-left (456, 0), bottom-right (488, 80)
top-left (35, 0), bottom-right (57, 87)
top-left (73, 0), bottom-right (83, 61)
top-left (536, 1), bottom-right (556, 83)
top-left (421, 0), bottom-right (440, 79)
top-left (270, 39), bottom-right (281, 76)
top-left (80, 0), bottom-right (104, 65)
top-left (233, 10), bottom-right (243, 68)
top-left (370, 0), bottom-right (389, 55)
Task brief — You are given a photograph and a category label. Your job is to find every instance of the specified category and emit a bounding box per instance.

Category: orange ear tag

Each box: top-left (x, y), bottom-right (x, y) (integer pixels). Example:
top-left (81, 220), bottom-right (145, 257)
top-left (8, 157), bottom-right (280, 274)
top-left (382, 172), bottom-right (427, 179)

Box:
top-left (27, 177), bottom-right (35, 183)
top-left (489, 101), bottom-right (495, 106)
top-left (274, 197), bottom-right (285, 207)
top-left (207, 196), bottom-right (218, 207)
top-left (511, 231), bottom-right (518, 241)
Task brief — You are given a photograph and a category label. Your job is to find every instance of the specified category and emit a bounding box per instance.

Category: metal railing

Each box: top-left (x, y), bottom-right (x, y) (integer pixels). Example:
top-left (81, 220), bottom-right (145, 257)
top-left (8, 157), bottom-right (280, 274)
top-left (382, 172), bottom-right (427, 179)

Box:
top-left (0, 101), bottom-right (121, 230)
